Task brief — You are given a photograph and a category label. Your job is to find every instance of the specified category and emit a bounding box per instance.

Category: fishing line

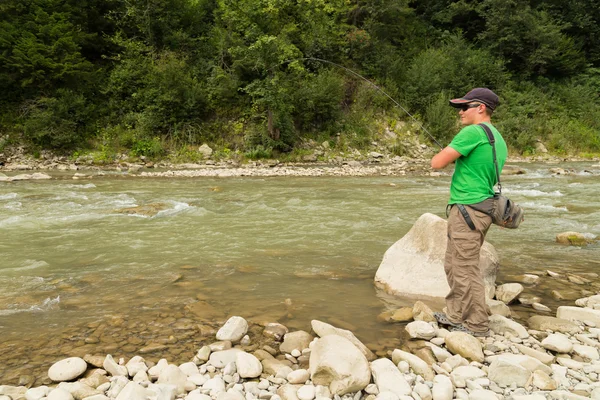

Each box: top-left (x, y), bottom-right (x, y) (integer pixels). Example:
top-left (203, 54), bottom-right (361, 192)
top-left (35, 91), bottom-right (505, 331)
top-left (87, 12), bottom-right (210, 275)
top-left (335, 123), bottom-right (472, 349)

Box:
top-left (278, 57), bottom-right (444, 150)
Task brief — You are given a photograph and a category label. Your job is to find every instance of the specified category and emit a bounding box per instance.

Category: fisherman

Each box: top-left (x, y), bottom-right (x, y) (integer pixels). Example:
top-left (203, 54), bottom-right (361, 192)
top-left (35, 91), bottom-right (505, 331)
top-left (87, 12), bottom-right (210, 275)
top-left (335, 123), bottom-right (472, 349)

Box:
top-left (430, 88), bottom-right (507, 337)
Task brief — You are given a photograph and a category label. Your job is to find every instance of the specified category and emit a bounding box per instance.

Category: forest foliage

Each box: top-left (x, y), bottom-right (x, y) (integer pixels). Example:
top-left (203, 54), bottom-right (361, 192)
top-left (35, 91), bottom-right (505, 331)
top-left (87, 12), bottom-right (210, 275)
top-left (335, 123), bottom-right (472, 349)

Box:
top-left (1, 0), bottom-right (599, 159)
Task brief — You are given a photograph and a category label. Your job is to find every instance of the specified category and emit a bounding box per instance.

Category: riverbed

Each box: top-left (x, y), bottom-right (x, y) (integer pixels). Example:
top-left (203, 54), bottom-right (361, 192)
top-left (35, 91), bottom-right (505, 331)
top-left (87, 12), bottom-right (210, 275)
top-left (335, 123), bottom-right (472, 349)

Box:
top-left (0, 161), bottom-right (598, 385)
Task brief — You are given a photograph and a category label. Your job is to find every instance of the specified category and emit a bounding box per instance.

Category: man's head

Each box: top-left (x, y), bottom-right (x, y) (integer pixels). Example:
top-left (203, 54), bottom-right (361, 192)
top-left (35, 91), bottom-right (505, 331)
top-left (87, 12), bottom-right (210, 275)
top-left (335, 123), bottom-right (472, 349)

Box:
top-left (449, 88), bottom-right (498, 125)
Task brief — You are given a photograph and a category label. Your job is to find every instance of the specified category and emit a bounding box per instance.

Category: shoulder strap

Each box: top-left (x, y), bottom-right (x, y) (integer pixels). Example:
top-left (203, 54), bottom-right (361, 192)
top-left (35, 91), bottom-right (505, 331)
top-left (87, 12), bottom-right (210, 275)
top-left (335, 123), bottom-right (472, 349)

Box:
top-left (478, 123), bottom-right (502, 194)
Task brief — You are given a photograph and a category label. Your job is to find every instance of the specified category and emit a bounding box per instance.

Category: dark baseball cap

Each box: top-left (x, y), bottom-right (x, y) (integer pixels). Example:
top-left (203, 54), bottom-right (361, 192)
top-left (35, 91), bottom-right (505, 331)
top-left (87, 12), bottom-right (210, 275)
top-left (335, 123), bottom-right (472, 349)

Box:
top-left (449, 88), bottom-right (499, 111)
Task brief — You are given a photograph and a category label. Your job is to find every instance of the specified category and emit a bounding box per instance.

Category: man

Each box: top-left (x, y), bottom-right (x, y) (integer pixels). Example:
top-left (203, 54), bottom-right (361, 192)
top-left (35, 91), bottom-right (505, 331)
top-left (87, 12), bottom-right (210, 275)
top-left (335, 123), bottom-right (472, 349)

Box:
top-left (430, 88), bottom-right (507, 337)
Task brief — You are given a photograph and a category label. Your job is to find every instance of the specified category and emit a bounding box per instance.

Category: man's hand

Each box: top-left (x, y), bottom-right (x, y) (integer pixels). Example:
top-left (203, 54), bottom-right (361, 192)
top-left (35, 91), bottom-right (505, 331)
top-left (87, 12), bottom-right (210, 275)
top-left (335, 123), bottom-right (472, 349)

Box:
top-left (431, 147), bottom-right (462, 169)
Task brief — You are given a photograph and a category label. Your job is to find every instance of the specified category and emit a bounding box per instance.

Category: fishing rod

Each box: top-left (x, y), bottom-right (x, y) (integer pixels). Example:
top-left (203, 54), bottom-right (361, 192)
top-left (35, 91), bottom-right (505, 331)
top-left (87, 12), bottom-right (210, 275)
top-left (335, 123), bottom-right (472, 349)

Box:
top-left (279, 57), bottom-right (444, 150)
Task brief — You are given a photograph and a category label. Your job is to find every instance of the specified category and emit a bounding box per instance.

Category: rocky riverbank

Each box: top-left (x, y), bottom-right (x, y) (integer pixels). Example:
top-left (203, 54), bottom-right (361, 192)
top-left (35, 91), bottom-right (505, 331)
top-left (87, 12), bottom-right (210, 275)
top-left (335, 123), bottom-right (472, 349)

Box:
top-left (0, 141), bottom-right (599, 181)
top-left (3, 300), bottom-right (600, 400)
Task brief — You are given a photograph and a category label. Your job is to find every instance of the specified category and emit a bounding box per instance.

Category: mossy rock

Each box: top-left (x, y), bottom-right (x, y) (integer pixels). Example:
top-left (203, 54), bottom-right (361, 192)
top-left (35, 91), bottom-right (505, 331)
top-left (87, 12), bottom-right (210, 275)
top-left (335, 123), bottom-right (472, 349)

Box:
top-left (556, 231), bottom-right (596, 246)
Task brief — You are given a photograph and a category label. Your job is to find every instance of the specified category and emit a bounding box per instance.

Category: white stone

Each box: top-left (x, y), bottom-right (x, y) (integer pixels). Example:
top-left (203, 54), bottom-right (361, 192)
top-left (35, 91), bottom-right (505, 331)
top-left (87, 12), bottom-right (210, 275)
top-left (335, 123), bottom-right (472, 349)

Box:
top-left (103, 354), bottom-right (128, 377)
top-left (197, 346), bottom-right (211, 362)
top-left (157, 364), bottom-right (188, 395)
top-left (309, 335), bottom-right (371, 395)
top-left (287, 369), bottom-right (310, 384)
top-left (115, 381), bottom-right (150, 400)
top-left (106, 376), bottom-right (129, 398)
top-left (47, 388), bottom-right (74, 400)
top-left (487, 353), bottom-right (551, 375)
top-left (424, 342), bottom-right (452, 363)
top-left (432, 375), bottom-right (454, 400)
top-left (199, 144), bottom-right (213, 157)
top-left (531, 370), bottom-right (557, 390)
top-left (487, 359), bottom-right (530, 388)
top-left (391, 349), bottom-right (435, 381)
top-left (413, 383), bottom-right (432, 400)
top-left (541, 333), bottom-right (573, 353)
top-left (511, 395), bottom-right (547, 400)
top-left (133, 370), bottom-right (149, 383)
top-left (217, 316), bottom-right (249, 343)
top-left (297, 385), bottom-right (316, 400)
top-left (25, 386), bottom-right (49, 400)
top-left (180, 361), bottom-right (200, 376)
top-left (370, 358), bottom-right (412, 397)
top-left (223, 361), bottom-right (236, 376)
top-left (48, 357), bottom-right (88, 382)
top-left (405, 321), bottom-right (436, 340)
top-left (148, 383), bottom-right (178, 400)
top-left (573, 344), bottom-right (600, 361)
top-left (186, 391), bottom-right (212, 400)
top-left (445, 332), bottom-right (484, 362)
top-left (203, 376), bottom-right (226, 396)
top-left (218, 390), bottom-right (246, 400)
top-left (514, 344), bottom-right (555, 365)
top-left (148, 359), bottom-right (169, 380)
top-left (468, 390), bottom-right (499, 400)
top-left (236, 352), bottom-right (263, 378)
top-left (374, 391), bottom-right (399, 400)
top-left (310, 320), bottom-right (375, 361)
top-left (488, 315), bottom-right (529, 339)
top-left (450, 366), bottom-right (485, 388)
top-left (576, 295), bottom-right (600, 308)
top-left (495, 283), bottom-right (524, 304)
top-left (557, 306), bottom-right (600, 326)
top-left (280, 331), bottom-right (314, 355)
top-left (126, 356), bottom-right (148, 377)
top-left (532, 303), bottom-right (551, 312)
top-left (556, 357), bottom-right (584, 370)
top-left (60, 382), bottom-right (102, 400)
top-left (374, 213), bottom-right (498, 300)
top-left (210, 349), bottom-right (244, 368)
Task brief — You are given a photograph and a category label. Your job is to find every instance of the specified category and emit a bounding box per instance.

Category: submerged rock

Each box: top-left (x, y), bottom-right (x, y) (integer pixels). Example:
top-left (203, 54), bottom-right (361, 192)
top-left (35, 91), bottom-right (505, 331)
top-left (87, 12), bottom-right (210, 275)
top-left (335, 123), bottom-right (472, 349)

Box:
top-left (113, 203), bottom-right (168, 217)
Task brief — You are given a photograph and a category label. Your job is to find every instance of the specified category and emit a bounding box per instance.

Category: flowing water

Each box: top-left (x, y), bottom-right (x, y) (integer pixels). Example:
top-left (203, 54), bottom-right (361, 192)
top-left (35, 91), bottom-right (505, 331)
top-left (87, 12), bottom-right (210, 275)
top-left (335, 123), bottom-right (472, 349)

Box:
top-left (0, 162), bottom-right (599, 384)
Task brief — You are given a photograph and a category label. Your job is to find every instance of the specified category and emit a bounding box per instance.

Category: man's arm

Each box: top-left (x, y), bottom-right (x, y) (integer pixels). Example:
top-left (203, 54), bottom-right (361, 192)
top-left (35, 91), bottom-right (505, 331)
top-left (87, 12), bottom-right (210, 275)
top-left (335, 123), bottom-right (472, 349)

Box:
top-left (431, 146), bottom-right (462, 169)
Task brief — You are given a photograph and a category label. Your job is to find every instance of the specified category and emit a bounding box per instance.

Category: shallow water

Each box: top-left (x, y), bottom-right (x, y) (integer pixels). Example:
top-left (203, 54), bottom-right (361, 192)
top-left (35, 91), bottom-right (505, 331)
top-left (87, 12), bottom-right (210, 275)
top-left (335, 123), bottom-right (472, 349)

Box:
top-left (0, 162), bottom-right (599, 384)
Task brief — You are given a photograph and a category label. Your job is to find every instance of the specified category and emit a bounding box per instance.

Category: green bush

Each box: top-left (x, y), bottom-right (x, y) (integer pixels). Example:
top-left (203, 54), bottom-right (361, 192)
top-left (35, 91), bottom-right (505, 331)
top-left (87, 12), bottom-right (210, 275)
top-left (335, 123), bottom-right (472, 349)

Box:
top-left (244, 145), bottom-right (273, 160)
top-left (21, 89), bottom-right (93, 150)
top-left (130, 137), bottom-right (165, 158)
top-left (291, 70), bottom-right (344, 133)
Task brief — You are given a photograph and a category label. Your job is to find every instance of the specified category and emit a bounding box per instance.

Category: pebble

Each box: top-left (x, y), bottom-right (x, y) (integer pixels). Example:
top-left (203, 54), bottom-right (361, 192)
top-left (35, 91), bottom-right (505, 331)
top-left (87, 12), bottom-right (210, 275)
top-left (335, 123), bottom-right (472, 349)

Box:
top-left (7, 301), bottom-right (600, 400)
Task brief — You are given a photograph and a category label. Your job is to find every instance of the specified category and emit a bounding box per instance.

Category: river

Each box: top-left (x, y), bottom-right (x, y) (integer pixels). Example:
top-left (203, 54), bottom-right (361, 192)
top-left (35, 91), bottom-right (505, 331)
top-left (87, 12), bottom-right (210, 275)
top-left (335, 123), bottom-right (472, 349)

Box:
top-left (0, 161), bottom-right (598, 384)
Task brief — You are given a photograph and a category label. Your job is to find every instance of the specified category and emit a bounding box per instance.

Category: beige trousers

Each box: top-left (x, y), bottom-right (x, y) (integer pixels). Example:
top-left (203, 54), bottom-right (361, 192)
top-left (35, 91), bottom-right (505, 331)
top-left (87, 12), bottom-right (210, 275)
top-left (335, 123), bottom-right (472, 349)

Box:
top-left (444, 205), bottom-right (492, 332)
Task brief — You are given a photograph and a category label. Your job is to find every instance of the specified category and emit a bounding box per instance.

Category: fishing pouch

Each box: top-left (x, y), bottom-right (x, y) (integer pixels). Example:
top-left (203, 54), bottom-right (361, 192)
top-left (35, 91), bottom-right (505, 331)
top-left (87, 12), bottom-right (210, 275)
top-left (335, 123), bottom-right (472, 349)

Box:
top-left (477, 123), bottom-right (524, 229)
top-left (490, 193), bottom-right (524, 229)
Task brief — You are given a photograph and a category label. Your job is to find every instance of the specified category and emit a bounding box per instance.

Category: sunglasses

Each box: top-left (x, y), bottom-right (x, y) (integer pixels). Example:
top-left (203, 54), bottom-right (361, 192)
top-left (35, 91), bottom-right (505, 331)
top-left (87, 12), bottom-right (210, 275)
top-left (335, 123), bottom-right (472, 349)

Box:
top-left (458, 103), bottom-right (482, 112)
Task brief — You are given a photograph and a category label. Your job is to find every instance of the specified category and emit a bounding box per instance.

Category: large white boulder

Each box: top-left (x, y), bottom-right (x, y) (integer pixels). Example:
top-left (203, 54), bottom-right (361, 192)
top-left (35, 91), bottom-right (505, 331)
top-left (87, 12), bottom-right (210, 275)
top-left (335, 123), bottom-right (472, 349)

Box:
top-left (374, 213), bottom-right (498, 300)
top-left (309, 335), bottom-right (371, 395)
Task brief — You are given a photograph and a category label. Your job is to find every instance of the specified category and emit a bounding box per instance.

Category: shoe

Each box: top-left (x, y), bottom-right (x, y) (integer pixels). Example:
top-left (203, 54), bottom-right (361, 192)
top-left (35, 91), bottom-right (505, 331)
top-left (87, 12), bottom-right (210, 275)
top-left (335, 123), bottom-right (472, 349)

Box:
top-left (433, 312), bottom-right (461, 327)
top-left (449, 324), bottom-right (491, 337)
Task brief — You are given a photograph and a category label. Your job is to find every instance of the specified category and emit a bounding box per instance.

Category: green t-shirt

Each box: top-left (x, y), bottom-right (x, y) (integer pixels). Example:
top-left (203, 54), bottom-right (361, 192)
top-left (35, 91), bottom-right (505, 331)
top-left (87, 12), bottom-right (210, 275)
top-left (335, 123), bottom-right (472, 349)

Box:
top-left (448, 123), bottom-right (507, 205)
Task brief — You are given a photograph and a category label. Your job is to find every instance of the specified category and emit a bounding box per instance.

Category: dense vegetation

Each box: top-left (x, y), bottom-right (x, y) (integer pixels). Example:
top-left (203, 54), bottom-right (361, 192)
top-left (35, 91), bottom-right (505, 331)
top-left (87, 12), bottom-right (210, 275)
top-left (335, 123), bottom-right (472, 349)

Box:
top-left (1, 0), bottom-right (599, 161)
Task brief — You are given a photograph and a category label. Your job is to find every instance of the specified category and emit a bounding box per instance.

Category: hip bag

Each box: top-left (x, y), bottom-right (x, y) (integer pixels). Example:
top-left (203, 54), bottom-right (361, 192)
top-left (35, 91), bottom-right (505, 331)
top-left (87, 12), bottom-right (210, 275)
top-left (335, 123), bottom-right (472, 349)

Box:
top-left (477, 123), bottom-right (524, 229)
